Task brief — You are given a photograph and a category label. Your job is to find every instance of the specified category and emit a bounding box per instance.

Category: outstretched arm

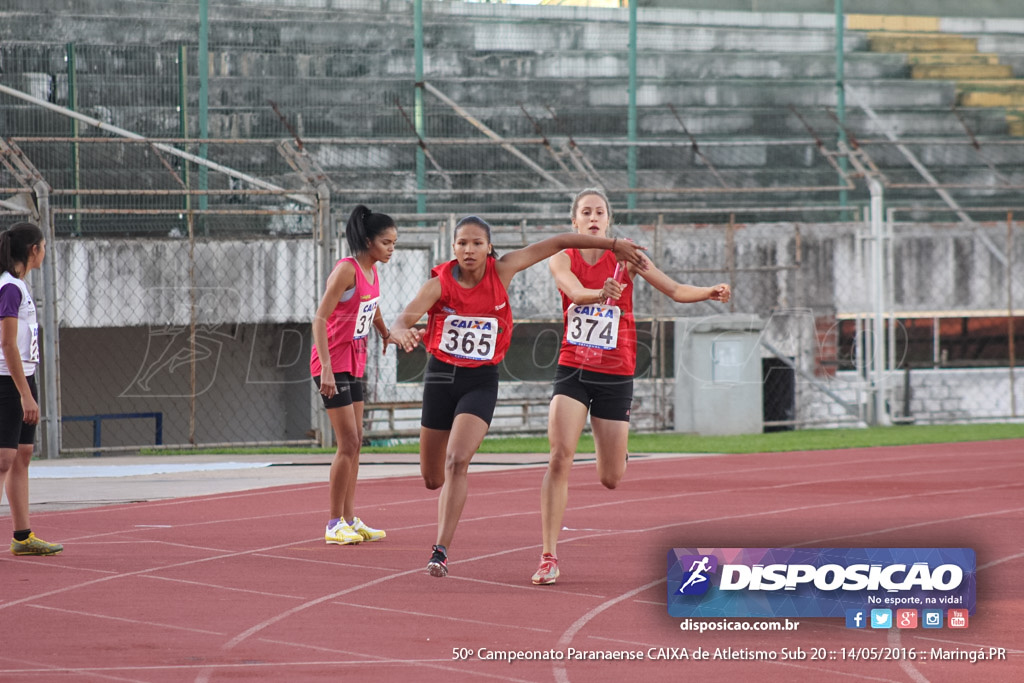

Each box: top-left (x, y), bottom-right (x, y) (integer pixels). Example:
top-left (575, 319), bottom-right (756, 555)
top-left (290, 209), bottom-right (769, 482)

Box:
top-left (388, 277), bottom-right (440, 352)
top-left (495, 233), bottom-right (646, 288)
top-left (636, 259), bottom-right (731, 304)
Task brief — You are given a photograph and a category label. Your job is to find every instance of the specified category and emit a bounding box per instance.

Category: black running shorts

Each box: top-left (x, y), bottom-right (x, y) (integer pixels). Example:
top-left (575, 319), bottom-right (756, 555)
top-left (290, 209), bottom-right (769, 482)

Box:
top-left (420, 356), bottom-right (499, 430)
top-left (551, 363), bottom-right (633, 422)
top-left (313, 372), bottom-right (365, 409)
top-left (0, 374), bottom-right (37, 448)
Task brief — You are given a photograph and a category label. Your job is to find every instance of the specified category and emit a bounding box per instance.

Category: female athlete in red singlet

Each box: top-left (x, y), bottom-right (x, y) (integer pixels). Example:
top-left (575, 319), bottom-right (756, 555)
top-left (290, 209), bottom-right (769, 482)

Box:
top-left (389, 215), bottom-right (647, 577)
top-left (312, 205), bottom-right (410, 547)
top-left (530, 188), bottom-right (731, 586)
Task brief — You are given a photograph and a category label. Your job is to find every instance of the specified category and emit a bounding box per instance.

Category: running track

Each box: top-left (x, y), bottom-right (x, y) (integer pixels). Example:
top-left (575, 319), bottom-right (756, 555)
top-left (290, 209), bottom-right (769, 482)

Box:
top-left (1, 440), bottom-right (1022, 682)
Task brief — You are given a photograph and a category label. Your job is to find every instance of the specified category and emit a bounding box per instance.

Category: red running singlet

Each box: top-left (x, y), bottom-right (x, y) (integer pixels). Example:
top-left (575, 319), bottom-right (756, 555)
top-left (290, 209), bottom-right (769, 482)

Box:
top-left (556, 249), bottom-right (636, 376)
top-left (310, 257), bottom-right (381, 378)
top-left (424, 256), bottom-right (513, 368)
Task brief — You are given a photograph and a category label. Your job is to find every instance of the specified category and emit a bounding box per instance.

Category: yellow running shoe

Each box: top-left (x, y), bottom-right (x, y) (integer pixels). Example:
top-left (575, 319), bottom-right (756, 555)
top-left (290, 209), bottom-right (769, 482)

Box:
top-left (350, 517), bottom-right (386, 542)
top-left (325, 521), bottom-right (362, 545)
top-left (10, 532), bottom-right (63, 556)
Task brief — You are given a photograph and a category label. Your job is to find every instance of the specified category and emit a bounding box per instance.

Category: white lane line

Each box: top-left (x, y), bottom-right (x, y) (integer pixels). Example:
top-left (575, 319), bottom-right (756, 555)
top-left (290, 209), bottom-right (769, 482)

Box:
top-left (330, 599), bottom-right (552, 633)
top-left (889, 629), bottom-right (931, 683)
top-left (140, 574), bottom-right (307, 601)
top-left (28, 604), bottom-right (225, 636)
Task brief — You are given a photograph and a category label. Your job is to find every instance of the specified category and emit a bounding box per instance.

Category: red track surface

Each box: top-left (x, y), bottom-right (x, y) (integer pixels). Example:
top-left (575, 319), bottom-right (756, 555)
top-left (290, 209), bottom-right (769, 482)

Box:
top-left (2, 440), bottom-right (1022, 682)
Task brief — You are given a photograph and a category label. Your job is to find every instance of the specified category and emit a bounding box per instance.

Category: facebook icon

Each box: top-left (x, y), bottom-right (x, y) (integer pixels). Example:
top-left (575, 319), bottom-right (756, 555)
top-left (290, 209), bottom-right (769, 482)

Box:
top-left (845, 609), bottom-right (867, 629)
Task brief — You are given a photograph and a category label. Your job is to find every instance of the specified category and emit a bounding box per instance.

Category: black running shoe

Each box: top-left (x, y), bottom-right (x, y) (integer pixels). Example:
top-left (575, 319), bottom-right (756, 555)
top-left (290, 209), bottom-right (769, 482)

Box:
top-left (427, 544), bottom-right (448, 577)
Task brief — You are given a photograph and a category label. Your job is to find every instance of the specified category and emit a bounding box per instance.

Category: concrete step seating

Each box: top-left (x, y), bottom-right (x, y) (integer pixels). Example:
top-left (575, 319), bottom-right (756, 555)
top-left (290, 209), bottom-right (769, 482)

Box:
top-left (3, 0), bottom-right (1024, 217)
top-left (872, 29), bottom-right (1024, 136)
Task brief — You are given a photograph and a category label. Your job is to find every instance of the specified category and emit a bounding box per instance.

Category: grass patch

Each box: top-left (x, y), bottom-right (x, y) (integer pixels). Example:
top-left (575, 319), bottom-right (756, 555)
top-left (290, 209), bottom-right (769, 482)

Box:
top-left (139, 422), bottom-right (1021, 456)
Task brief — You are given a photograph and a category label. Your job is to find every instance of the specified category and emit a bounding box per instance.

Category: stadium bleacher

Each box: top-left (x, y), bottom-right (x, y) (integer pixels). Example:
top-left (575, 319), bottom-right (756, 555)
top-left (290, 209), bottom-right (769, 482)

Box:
top-left (2, 0), bottom-right (1024, 222)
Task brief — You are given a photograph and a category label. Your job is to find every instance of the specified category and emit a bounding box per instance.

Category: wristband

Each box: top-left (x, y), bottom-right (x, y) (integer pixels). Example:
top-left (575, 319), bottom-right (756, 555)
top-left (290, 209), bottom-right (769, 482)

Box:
top-left (610, 237), bottom-right (617, 253)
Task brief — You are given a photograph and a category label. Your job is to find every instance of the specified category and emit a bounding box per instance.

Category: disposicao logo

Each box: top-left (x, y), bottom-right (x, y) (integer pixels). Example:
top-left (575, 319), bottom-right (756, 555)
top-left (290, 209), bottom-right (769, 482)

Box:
top-left (667, 548), bottom-right (975, 620)
top-left (676, 555), bottom-right (718, 596)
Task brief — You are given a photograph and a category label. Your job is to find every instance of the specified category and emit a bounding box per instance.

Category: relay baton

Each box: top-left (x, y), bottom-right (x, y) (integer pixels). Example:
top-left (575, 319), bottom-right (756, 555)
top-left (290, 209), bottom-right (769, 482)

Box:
top-left (605, 263), bottom-right (622, 305)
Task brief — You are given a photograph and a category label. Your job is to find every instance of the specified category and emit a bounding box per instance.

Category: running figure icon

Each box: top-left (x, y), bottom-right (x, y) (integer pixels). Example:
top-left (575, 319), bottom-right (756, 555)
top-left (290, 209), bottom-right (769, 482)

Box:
top-left (679, 556), bottom-right (712, 593)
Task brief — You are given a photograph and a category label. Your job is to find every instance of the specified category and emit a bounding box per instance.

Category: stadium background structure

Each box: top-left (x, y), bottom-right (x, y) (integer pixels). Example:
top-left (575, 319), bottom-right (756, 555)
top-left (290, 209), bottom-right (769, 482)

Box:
top-left (0, 0), bottom-right (1022, 456)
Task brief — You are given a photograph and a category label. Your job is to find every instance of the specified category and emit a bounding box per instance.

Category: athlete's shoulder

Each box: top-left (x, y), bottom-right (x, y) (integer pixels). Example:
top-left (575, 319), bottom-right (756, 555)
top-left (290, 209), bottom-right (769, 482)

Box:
top-left (331, 257), bottom-right (358, 275)
top-left (430, 259), bottom-right (456, 279)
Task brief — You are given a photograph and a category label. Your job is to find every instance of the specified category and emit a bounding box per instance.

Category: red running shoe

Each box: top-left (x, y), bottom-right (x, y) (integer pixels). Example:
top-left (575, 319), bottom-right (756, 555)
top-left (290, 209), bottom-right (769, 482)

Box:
top-left (532, 552), bottom-right (560, 585)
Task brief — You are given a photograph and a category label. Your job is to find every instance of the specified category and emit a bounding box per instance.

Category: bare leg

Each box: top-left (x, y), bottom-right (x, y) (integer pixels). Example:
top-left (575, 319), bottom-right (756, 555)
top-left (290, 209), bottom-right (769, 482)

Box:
top-left (591, 416), bottom-right (630, 490)
top-left (540, 396), bottom-right (589, 557)
top-left (0, 447), bottom-right (15, 527)
top-left (326, 404), bottom-right (360, 520)
top-left (4, 444), bottom-right (33, 531)
top-left (341, 401), bottom-right (364, 521)
top-left (434, 413), bottom-right (489, 550)
top-left (419, 426), bottom-right (450, 490)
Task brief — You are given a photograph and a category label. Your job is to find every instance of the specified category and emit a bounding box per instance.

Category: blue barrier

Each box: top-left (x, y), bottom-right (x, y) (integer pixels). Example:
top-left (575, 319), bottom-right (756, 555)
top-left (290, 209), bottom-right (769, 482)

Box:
top-left (63, 412), bottom-right (163, 457)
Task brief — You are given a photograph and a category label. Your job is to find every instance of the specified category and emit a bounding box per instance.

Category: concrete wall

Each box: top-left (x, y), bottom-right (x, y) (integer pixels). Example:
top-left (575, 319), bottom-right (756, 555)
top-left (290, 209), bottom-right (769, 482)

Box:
top-left (896, 368), bottom-right (1024, 423)
top-left (56, 239), bottom-right (314, 327)
top-left (47, 221), bottom-right (1015, 447)
top-left (58, 323), bottom-right (313, 451)
top-left (797, 367), bottom-right (1024, 426)
top-left (53, 220), bottom-right (1014, 333)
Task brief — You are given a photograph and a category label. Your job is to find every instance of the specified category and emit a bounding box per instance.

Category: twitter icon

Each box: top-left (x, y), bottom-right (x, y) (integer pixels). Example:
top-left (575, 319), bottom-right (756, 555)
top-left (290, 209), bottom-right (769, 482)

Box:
top-left (870, 609), bottom-right (893, 628)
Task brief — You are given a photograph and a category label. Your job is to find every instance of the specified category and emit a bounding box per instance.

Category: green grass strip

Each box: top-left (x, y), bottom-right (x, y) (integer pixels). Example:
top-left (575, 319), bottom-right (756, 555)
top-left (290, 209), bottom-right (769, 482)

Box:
top-left (139, 423), bottom-right (1021, 457)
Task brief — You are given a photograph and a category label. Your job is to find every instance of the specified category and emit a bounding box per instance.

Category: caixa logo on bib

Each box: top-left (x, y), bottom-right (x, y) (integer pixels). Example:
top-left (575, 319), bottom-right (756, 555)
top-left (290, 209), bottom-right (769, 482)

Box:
top-left (667, 548), bottom-right (976, 619)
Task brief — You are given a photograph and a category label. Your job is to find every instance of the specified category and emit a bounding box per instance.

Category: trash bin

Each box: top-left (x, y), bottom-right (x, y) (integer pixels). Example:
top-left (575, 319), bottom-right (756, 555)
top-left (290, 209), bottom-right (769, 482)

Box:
top-left (674, 314), bottom-right (765, 436)
top-left (762, 357), bottom-right (795, 432)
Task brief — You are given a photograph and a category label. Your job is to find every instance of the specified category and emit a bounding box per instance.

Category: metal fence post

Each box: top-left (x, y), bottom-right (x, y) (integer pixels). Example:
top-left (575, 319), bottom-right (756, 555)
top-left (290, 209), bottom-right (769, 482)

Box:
top-left (34, 181), bottom-right (61, 458)
top-left (198, 0), bottom-right (209, 233)
top-left (867, 176), bottom-right (891, 426)
top-left (177, 44), bottom-right (191, 221)
top-left (414, 0), bottom-right (426, 217)
top-left (627, 2), bottom-right (638, 211)
top-left (835, 0), bottom-right (849, 218)
top-left (66, 43), bottom-right (82, 236)
top-left (316, 184), bottom-right (334, 449)
top-left (1008, 213), bottom-right (1017, 417)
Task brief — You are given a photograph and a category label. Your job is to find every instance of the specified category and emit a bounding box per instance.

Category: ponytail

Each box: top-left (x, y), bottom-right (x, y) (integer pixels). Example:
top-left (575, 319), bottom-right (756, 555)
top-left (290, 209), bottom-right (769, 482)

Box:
top-left (345, 204), bottom-right (395, 255)
top-left (0, 222), bottom-right (44, 277)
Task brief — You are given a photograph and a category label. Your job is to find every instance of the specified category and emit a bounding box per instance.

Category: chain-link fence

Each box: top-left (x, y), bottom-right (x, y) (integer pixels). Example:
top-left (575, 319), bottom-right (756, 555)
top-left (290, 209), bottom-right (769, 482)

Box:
top-left (0, 135), bottom-right (326, 455)
top-left (3, 135), bottom-right (1022, 453)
